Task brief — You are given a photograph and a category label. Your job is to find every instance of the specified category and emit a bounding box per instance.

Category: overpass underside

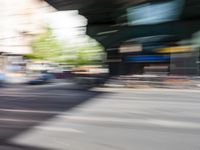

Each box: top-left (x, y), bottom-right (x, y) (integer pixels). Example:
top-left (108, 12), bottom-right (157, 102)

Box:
top-left (45, 0), bottom-right (200, 76)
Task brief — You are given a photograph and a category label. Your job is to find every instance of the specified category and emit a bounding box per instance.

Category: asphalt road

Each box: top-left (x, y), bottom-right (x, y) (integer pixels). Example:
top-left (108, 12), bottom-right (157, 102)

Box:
top-left (1, 85), bottom-right (200, 150)
top-left (0, 84), bottom-right (103, 149)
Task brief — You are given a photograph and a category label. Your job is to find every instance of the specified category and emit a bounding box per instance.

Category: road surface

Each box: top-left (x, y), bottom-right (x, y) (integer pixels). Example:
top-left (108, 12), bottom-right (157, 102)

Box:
top-left (0, 85), bottom-right (200, 150)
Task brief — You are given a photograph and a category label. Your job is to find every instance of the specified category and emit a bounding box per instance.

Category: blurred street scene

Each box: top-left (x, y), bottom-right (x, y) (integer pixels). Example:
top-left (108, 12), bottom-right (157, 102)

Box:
top-left (1, 0), bottom-right (200, 149)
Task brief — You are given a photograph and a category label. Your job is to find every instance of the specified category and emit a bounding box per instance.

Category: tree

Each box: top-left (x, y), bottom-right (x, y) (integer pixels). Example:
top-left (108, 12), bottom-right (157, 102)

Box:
top-left (63, 37), bottom-right (105, 66)
top-left (25, 27), bottom-right (63, 60)
top-left (26, 27), bottom-right (105, 66)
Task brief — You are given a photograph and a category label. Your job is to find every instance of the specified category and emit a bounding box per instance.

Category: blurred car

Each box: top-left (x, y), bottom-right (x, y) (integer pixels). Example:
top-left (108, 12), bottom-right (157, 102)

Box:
top-left (27, 71), bottom-right (54, 85)
top-left (72, 66), bottom-right (109, 85)
top-left (0, 72), bottom-right (6, 85)
top-left (72, 66), bottom-right (108, 75)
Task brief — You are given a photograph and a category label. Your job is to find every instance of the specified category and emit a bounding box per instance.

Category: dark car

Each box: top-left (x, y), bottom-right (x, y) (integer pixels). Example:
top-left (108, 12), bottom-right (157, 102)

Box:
top-left (27, 72), bottom-right (54, 85)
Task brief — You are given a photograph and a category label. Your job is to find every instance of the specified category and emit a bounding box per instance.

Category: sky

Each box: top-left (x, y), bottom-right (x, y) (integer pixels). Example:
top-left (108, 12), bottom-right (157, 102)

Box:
top-left (0, 0), bottom-right (88, 54)
top-left (45, 10), bottom-right (88, 43)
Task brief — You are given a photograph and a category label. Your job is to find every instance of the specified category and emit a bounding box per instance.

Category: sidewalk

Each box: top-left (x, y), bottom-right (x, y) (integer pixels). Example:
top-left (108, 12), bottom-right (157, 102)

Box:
top-left (103, 75), bottom-right (200, 89)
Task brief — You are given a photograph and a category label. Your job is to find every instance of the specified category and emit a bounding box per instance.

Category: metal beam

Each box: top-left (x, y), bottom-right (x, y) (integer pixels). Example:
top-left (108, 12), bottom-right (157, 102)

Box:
top-left (91, 20), bottom-right (200, 48)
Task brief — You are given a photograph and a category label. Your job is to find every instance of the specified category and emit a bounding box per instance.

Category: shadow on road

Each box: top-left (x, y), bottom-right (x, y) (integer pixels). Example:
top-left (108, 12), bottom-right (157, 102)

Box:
top-left (0, 84), bottom-right (105, 150)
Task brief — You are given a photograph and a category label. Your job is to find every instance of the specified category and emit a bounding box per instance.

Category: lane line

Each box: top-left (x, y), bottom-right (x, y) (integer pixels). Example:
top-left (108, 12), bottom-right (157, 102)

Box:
top-left (0, 118), bottom-right (41, 123)
top-left (60, 115), bottom-right (200, 129)
top-left (0, 108), bottom-right (61, 114)
top-left (92, 87), bottom-right (200, 93)
top-left (0, 93), bottom-right (79, 97)
top-left (35, 126), bottom-right (84, 133)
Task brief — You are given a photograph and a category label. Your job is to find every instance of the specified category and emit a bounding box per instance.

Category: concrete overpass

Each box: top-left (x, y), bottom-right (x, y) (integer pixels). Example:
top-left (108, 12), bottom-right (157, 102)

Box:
top-left (45, 0), bottom-right (200, 75)
top-left (45, 0), bottom-right (200, 46)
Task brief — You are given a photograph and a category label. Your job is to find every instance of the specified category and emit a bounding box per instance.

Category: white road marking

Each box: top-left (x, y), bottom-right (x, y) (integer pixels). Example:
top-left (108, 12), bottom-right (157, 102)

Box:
top-left (35, 126), bottom-right (84, 133)
top-left (0, 108), bottom-right (60, 114)
top-left (0, 118), bottom-right (41, 123)
top-left (92, 87), bottom-right (200, 93)
top-left (0, 92), bottom-right (78, 97)
top-left (60, 115), bottom-right (200, 129)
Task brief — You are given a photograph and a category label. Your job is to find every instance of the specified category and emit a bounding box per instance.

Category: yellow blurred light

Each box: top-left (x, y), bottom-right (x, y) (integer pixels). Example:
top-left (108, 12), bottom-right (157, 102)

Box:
top-left (157, 46), bottom-right (194, 53)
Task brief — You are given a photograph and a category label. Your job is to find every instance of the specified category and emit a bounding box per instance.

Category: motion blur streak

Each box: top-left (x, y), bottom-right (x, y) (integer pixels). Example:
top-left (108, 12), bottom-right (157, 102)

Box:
top-left (1, 0), bottom-right (200, 150)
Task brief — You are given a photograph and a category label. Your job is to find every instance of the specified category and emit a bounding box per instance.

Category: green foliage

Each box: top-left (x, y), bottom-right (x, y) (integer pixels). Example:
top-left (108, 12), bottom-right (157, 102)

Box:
top-left (27, 27), bottom-right (105, 66)
top-left (26, 27), bottom-right (63, 60)
top-left (64, 42), bottom-right (105, 66)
